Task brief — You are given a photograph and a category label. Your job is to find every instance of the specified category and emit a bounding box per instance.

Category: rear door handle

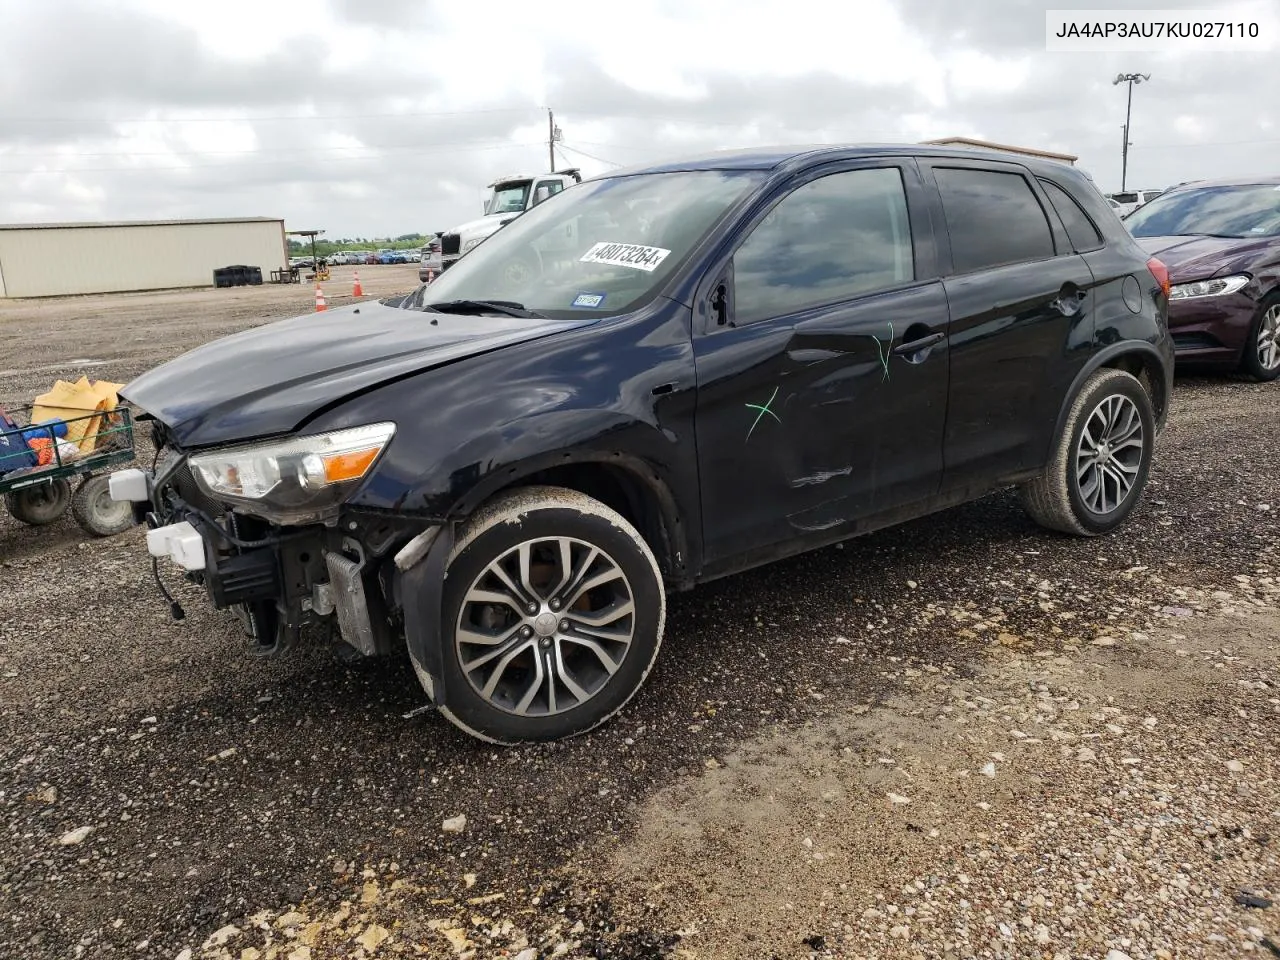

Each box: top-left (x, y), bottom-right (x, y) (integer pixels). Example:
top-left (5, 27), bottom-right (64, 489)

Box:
top-left (1050, 290), bottom-right (1089, 317)
top-left (891, 332), bottom-right (944, 356)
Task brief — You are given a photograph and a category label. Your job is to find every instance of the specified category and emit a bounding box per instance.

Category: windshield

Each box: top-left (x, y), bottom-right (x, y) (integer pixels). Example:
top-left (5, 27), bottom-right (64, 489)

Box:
top-left (409, 169), bottom-right (765, 319)
top-left (1126, 183), bottom-right (1280, 239)
top-left (489, 182), bottom-right (531, 215)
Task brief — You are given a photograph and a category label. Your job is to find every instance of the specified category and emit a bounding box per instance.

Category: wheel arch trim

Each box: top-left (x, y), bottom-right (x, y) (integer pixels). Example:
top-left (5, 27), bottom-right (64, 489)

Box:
top-left (1053, 342), bottom-right (1171, 450)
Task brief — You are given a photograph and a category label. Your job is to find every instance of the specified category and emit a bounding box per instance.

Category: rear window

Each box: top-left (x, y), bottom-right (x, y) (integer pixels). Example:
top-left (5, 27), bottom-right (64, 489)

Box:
top-left (1111, 192), bottom-right (1138, 204)
top-left (1039, 179), bottom-right (1104, 251)
top-left (934, 167), bottom-right (1056, 274)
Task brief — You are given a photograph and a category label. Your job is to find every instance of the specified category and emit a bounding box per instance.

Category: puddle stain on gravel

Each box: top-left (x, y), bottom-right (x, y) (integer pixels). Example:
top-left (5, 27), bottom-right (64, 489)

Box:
top-left (595, 610), bottom-right (1280, 959)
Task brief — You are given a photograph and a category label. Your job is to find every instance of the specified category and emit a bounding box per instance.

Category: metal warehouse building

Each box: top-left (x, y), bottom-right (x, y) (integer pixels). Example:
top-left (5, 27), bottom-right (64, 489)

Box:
top-left (0, 217), bottom-right (288, 298)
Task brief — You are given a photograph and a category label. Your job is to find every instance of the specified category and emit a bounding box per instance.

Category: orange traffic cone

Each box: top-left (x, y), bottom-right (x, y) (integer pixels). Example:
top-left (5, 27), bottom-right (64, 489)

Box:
top-left (314, 284), bottom-right (327, 312)
top-left (352, 271), bottom-right (364, 297)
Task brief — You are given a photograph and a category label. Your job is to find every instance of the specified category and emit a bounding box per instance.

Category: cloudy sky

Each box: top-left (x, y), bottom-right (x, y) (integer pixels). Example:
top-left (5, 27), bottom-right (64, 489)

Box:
top-left (1, 0), bottom-right (1276, 239)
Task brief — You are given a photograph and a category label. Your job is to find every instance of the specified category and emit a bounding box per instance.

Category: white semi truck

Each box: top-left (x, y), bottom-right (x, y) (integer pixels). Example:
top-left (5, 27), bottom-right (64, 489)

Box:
top-left (426, 168), bottom-right (582, 277)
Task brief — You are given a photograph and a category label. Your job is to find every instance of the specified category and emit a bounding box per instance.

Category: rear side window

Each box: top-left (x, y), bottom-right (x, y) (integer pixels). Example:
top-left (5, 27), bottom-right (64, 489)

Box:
top-left (935, 167), bottom-right (1055, 273)
top-left (1039, 179), bottom-right (1104, 251)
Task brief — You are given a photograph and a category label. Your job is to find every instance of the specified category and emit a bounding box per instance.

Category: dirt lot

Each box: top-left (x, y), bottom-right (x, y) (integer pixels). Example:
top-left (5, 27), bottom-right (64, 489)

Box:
top-left (1, 276), bottom-right (1277, 960)
top-left (0, 264), bottom-right (422, 410)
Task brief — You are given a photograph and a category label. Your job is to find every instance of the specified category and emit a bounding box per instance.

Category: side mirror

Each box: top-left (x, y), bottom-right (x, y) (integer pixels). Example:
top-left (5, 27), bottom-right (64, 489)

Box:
top-left (533, 186), bottom-right (552, 206)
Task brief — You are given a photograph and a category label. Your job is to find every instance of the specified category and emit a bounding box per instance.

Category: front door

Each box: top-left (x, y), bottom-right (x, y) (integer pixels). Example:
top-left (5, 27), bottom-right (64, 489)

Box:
top-left (693, 160), bottom-right (951, 569)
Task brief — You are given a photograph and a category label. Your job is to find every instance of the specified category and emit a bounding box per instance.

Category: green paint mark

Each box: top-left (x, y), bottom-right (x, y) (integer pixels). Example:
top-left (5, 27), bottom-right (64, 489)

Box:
top-left (872, 321), bottom-right (894, 381)
top-left (744, 385), bottom-right (782, 441)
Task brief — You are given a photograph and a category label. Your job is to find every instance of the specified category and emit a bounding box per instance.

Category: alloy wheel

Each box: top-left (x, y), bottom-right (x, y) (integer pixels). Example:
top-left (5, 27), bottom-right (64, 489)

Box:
top-left (1257, 304), bottom-right (1280, 372)
top-left (455, 536), bottom-right (636, 717)
top-left (1075, 394), bottom-right (1145, 515)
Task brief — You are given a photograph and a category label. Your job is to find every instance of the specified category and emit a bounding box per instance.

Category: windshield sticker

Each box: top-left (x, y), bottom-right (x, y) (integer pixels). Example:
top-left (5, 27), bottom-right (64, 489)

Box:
top-left (571, 292), bottom-right (607, 309)
top-left (580, 241), bottom-right (671, 273)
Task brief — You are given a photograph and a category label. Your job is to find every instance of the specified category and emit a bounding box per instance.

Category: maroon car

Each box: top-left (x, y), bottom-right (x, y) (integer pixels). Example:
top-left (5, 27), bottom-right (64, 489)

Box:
top-left (1125, 175), bottom-right (1280, 381)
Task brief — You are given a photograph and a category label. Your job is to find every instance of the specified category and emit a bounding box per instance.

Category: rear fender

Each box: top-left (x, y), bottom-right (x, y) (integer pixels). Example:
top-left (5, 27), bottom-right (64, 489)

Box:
top-left (1051, 341), bottom-right (1172, 450)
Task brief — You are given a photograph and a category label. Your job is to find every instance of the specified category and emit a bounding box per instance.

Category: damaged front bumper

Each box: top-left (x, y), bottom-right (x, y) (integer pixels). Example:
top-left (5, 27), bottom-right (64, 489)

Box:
top-left (109, 447), bottom-right (436, 663)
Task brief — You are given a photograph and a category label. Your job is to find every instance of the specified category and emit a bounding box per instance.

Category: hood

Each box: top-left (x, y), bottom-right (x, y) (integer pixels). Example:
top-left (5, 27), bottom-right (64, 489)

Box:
top-left (121, 298), bottom-right (595, 448)
top-left (453, 211), bottom-right (519, 239)
top-left (1132, 234), bottom-right (1279, 281)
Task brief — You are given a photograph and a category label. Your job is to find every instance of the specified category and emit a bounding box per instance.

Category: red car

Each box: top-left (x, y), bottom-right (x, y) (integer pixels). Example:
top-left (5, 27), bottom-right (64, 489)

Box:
top-left (1126, 175), bottom-right (1280, 381)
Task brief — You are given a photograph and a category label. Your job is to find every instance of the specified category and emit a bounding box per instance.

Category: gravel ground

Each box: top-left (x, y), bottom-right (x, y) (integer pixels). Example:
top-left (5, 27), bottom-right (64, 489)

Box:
top-left (0, 279), bottom-right (1277, 959)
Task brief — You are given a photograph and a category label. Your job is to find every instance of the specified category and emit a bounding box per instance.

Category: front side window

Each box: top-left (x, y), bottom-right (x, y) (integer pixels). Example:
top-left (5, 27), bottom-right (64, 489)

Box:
top-left (411, 170), bottom-right (764, 319)
top-left (732, 167), bottom-right (915, 326)
top-left (1124, 183), bottom-right (1280, 239)
top-left (532, 180), bottom-right (565, 206)
top-left (935, 167), bottom-right (1056, 273)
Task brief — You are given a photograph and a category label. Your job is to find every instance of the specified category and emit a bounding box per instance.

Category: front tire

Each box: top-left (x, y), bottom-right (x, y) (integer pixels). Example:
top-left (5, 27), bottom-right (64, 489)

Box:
top-left (1020, 368), bottom-right (1155, 536)
top-left (433, 486), bottom-right (666, 744)
top-left (1240, 295), bottom-right (1280, 383)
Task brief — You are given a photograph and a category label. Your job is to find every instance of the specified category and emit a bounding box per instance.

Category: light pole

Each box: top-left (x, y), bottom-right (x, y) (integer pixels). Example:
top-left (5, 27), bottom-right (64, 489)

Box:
top-left (1113, 72), bottom-right (1150, 192)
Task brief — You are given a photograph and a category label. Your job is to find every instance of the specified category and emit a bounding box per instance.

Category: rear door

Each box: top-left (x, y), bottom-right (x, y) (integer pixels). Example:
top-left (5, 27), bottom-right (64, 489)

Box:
top-left (918, 160), bottom-right (1097, 491)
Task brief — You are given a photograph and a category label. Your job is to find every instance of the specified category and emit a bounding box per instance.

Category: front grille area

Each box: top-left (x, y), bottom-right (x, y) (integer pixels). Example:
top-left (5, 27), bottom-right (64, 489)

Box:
top-left (156, 446), bottom-right (225, 518)
top-left (440, 233), bottom-right (461, 256)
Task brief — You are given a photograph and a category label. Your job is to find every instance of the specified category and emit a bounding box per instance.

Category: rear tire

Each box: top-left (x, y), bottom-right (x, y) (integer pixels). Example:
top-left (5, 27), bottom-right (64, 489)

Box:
top-left (1240, 294), bottom-right (1280, 383)
top-left (1020, 368), bottom-right (1155, 536)
top-left (72, 474), bottom-right (137, 537)
top-left (5, 479), bottom-right (72, 526)
top-left (432, 485), bottom-right (666, 744)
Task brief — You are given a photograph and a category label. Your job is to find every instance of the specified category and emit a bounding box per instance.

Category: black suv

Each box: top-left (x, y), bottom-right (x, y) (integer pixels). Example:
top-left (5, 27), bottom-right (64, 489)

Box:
top-left (115, 145), bottom-right (1173, 744)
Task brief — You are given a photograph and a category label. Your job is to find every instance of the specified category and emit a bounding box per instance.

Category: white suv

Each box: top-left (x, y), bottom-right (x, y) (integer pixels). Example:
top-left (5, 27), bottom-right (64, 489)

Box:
top-left (1108, 189), bottom-right (1164, 218)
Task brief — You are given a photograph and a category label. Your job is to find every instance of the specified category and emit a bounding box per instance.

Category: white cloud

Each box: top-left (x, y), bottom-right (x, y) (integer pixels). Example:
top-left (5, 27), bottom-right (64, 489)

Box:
top-left (0, 0), bottom-right (1273, 235)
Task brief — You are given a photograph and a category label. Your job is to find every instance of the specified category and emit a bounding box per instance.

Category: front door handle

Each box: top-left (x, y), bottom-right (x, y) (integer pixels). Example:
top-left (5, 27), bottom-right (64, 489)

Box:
top-left (891, 331), bottom-right (944, 356)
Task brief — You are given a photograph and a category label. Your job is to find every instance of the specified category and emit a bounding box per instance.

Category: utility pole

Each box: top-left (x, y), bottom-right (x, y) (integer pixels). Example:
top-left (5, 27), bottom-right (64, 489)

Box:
top-left (547, 109), bottom-right (562, 173)
top-left (1113, 72), bottom-right (1150, 192)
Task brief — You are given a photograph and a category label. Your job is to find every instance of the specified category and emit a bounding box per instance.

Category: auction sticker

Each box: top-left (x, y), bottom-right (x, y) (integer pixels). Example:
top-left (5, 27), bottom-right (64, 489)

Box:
top-left (579, 241), bottom-right (671, 273)
top-left (571, 292), bottom-right (607, 308)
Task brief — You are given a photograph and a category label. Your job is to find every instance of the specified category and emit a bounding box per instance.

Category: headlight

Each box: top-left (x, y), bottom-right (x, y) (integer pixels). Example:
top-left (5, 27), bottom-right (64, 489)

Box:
top-left (1168, 274), bottom-right (1250, 300)
top-left (461, 236), bottom-right (487, 253)
top-left (188, 422), bottom-right (395, 525)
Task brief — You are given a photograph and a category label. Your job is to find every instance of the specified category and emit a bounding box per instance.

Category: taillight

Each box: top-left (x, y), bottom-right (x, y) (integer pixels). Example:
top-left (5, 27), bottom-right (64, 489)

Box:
top-left (1147, 257), bottom-right (1170, 298)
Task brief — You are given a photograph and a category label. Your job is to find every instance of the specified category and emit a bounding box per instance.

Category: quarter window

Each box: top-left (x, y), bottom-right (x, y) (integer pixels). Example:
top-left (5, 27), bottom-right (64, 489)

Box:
top-left (1039, 179), bottom-right (1104, 251)
top-left (934, 167), bottom-right (1056, 273)
top-left (733, 167), bottom-right (915, 326)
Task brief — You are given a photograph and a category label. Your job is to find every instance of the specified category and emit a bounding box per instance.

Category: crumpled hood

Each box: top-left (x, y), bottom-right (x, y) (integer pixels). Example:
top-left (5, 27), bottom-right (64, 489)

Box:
top-left (120, 298), bottom-right (594, 448)
top-left (1133, 234), bottom-right (1278, 281)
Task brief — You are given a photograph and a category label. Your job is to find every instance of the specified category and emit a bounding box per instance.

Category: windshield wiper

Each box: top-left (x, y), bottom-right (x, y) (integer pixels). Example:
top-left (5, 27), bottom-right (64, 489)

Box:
top-left (424, 299), bottom-right (546, 319)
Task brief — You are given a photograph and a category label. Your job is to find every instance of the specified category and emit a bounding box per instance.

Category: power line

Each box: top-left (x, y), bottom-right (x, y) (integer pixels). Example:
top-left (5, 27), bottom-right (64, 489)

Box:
top-left (1137, 137), bottom-right (1280, 149)
top-left (1, 106), bottom-right (539, 124)
top-left (0, 140), bottom-right (545, 175)
top-left (557, 142), bottom-right (623, 168)
top-left (0, 135), bottom-right (539, 160)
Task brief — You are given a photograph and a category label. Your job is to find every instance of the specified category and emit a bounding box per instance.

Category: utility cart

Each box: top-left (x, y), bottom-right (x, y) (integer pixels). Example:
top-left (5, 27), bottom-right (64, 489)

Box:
top-left (0, 405), bottom-right (139, 537)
